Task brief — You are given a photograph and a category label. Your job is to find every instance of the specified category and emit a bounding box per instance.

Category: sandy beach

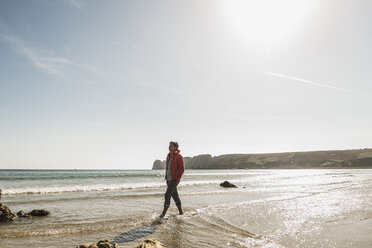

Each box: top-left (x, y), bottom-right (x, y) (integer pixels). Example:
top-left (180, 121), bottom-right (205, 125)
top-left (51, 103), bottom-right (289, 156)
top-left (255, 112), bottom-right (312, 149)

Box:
top-left (0, 169), bottom-right (371, 247)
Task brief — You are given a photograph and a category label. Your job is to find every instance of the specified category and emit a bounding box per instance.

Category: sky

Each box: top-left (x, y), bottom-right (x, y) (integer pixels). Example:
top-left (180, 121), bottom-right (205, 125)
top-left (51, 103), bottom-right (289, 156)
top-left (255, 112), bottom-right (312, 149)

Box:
top-left (0, 0), bottom-right (371, 169)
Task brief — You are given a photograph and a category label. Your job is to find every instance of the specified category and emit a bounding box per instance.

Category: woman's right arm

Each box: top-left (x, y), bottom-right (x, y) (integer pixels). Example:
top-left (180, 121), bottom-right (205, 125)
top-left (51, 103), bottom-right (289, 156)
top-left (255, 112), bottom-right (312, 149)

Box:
top-left (164, 155), bottom-right (168, 180)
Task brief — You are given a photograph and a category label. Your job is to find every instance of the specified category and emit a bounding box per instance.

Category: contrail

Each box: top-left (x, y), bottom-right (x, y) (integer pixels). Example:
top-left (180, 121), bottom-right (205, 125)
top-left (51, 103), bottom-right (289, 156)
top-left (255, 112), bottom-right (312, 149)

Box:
top-left (264, 72), bottom-right (369, 97)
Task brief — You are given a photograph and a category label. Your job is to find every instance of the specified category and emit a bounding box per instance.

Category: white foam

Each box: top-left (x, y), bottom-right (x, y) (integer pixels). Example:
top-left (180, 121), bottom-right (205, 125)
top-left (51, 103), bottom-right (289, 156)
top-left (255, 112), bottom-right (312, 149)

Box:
top-left (1, 179), bottom-right (249, 195)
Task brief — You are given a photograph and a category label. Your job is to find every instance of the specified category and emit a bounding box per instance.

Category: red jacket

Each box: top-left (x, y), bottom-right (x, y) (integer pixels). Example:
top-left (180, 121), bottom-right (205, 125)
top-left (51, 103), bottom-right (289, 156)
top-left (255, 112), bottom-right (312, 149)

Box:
top-left (165, 149), bottom-right (185, 181)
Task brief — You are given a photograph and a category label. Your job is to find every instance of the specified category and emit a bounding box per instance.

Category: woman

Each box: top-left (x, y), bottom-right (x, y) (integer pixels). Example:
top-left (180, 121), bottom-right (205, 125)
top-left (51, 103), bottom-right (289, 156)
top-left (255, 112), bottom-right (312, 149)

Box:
top-left (160, 141), bottom-right (185, 217)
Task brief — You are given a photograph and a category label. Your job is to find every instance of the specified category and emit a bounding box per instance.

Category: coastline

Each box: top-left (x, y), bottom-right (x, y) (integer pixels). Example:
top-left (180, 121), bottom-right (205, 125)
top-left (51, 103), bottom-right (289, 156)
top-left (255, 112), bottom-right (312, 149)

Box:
top-left (153, 148), bottom-right (372, 170)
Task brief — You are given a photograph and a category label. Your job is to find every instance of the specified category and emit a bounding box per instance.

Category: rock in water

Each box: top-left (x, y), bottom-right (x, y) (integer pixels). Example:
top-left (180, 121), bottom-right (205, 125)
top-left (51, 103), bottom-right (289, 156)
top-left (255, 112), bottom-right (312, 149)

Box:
top-left (1, 201), bottom-right (50, 222)
top-left (220, 181), bottom-right (237, 188)
top-left (17, 209), bottom-right (50, 218)
top-left (0, 201), bottom-right (17, 222)
top-left (29, 209), bottom-right (50, 217)
top-left (132, 238), bottom-right (166, 248)
top-left (17, 210), bottom-right (30, 218)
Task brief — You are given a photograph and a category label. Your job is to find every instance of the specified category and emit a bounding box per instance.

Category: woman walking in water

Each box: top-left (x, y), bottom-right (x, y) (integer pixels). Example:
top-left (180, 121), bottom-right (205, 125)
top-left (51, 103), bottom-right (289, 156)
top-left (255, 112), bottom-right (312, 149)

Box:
top-left (160, 141), bottom-right (185, 217)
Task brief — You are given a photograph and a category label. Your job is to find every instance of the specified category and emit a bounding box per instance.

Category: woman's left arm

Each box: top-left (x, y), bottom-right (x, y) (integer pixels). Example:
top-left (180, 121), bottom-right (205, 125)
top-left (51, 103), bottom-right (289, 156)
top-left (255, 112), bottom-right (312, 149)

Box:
top-left (176, 156), bottom-right (185, 180)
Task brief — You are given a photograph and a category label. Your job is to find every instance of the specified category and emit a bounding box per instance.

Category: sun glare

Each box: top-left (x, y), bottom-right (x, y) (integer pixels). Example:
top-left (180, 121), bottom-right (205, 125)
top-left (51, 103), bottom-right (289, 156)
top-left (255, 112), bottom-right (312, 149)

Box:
top-left (224, 0), bottom-right (317, 45)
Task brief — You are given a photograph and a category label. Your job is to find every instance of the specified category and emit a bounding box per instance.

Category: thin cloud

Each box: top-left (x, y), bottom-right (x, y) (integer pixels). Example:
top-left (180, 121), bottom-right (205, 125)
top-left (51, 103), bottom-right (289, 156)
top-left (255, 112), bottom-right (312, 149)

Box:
top-left (64, 0), bottom-right (84, 10)
top-left (0, 33), bottom-right (107, 77)
top-left (0, 34), bottom-right (180, 93)
top-left (0, 33), bottom-right (79, 75)
top-left (82, 63), bottom-right (110, 78)
top-left (264, 72), bottom-right (369, 97)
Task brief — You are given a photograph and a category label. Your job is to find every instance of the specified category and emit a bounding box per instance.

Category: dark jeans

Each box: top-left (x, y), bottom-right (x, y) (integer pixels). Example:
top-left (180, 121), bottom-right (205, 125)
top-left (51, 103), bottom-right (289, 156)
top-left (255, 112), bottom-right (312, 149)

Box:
top-left (164, 180), bottom-right (181, 207)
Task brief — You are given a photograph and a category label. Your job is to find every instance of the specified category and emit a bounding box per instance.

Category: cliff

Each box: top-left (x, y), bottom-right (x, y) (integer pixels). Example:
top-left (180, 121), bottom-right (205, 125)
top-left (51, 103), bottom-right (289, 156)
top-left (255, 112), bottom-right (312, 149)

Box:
top-left (152, 148), bottom-right (372, 169)
top-left (152, 160), bottom-right (165, 170)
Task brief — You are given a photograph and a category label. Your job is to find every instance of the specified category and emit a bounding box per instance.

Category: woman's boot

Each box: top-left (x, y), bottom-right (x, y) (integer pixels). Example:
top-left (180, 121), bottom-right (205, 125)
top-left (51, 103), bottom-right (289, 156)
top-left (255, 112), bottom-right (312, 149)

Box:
top-left (176, 204), bottom-right (183, 215)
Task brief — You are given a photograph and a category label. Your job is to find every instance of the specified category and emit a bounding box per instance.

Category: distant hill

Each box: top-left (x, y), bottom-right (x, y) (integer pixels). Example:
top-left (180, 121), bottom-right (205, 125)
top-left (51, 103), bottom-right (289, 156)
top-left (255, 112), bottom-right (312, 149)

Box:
top-left (152, 148), bottom-right (372, 169)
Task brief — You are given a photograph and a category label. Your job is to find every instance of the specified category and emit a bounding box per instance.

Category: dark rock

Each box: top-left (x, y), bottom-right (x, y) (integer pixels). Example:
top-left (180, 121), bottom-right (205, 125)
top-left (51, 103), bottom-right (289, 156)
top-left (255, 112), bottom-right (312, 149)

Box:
top-left (220, 181), bottom-right (237, 188)
top-left (29, 209), bottom-right (50, 217)
top-left (1, 200), bottom-right (50, 222)
top-left (97, 240), bottom-right (112, 248)
top-left (0, 189), bottom-right (2, 201)
top-left (17, 209), bottom-right (50, 218)
top-left (0, 201), bottom-right (17, 222)
top-left (132, 238), bottom-right (166, 248)
top-left (17, 210), bottom-right (30, 218)
top-left (77, 240), bottom-right (119, 248)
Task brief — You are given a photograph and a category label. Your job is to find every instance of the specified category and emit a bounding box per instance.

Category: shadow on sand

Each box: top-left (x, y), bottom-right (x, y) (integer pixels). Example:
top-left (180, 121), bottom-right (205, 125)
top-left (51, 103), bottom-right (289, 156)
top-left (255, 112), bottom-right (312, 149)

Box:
top-left (113, 218), bottom-right (163, 244)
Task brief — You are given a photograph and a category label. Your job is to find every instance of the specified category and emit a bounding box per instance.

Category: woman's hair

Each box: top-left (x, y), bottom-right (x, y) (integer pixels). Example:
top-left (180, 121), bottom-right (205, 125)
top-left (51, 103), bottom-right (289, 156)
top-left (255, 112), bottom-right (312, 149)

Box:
top-left (169, 141), bottom-right (179, 149)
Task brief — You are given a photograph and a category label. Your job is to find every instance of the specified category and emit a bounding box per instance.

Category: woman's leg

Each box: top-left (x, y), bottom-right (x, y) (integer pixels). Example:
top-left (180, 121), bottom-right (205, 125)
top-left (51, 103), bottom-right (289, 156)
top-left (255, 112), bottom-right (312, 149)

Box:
top-left (160, 180), bottom-right (178, 217)
top-left (163, 180), bottom-right (174, 207)
top-left (171, 182), bottom-right (183, 214)
top-left (172, 190), bottom-right (183, 214)
top-left (171, 187), bottom-right (181, 206)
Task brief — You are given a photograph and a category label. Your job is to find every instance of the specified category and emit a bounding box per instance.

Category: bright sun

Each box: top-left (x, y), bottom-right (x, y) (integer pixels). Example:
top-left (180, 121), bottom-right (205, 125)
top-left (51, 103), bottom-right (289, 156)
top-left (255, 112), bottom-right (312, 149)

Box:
top-left (224, 0), bottom-right (317, 45)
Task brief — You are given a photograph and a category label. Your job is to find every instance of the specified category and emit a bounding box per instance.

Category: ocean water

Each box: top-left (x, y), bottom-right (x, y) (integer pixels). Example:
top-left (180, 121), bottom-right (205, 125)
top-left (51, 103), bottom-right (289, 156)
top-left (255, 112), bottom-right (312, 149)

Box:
top-left (0, 169), bottom-right (371, 248)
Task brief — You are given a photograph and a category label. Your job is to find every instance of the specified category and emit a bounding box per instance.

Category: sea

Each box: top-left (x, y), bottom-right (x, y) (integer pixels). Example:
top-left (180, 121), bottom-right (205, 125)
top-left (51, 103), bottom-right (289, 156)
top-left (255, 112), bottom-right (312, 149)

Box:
top-left (0, 169), bottom-right (371, 248)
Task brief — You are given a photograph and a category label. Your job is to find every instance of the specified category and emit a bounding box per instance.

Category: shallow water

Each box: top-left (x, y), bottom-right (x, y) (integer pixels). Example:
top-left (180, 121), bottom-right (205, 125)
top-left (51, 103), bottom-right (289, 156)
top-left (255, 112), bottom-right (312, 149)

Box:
top-left (0, 169), bottom-right (371, 247)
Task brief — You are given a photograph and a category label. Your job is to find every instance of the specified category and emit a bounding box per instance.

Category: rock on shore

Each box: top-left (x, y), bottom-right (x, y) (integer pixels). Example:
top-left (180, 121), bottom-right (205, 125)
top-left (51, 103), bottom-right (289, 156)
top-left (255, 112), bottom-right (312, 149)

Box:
top-left (77, 238), bottom-right (165, 248)
top-left (0, 201), bottom-right (17, 222)
top-left (132, 238), bottom-right (166, 248)
top-left (78, 239), bottom-right (119, 248)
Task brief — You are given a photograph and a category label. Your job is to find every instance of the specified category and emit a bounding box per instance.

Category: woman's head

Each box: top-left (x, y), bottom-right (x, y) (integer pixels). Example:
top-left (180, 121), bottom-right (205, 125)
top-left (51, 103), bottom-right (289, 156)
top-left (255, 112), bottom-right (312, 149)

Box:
top-left (169, 141), bottom-right (179, 152)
